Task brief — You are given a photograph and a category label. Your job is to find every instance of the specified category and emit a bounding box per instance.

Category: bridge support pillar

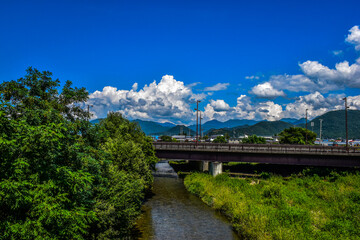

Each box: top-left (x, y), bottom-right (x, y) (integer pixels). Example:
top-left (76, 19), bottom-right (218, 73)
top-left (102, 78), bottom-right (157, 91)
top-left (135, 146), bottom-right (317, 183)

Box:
top-left (209, 162), bottom-right (222, 176)
top-left (201, 161), bottom-right (209, 172)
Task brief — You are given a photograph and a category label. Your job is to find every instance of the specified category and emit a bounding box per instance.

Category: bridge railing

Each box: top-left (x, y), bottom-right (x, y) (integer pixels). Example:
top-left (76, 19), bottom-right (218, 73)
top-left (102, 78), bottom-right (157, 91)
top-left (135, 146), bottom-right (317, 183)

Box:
top-left (153, 142), bottom-right (360, 155)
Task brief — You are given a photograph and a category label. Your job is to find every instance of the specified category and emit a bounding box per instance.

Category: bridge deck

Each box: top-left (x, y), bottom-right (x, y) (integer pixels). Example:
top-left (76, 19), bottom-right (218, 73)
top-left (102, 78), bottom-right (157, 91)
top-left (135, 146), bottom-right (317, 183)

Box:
top-left (154, 142), bottom-right (360, 156)
top-left (153, 142), bottom-right (360, 167)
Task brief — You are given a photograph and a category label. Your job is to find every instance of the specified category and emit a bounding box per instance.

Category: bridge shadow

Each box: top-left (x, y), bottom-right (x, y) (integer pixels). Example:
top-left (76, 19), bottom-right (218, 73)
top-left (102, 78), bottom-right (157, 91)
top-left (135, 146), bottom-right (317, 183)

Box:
top-left (225, 162), bottom-right (360, 177)
top-left (169, 160), bottom-right (359, 178)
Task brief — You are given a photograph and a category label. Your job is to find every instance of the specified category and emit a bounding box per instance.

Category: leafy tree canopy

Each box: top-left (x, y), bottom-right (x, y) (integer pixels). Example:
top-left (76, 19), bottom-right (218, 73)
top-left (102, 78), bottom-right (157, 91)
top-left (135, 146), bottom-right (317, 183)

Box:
top-left (160, 135), bottom-right (178, 142)
top-left (242, 135), bottom-right (266, 144)
top-left (279, 127), bottom-right (317, 145)
top-left (0, 67), bottom-right (157, 239)
top-left (213, 135), bottom-right (227, 143)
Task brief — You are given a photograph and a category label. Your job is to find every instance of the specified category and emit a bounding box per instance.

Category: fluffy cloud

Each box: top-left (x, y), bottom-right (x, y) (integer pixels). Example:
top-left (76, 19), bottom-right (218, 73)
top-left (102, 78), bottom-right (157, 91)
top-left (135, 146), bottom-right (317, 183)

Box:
top-left (281, 92), bottom-right (360, 119)
top-left (270, 74), bottom-right (319, 92)
top-left (209, 99), bottom-right (230, 111)
top-left (346, 25), bottom-right (360, 50)
top-left (86, 26), bottom-right (360, 124)
top-left (202, 92), bottom-right (360, 122)
top-left (204, 83), bottom-right (230, 91)
top-left (88, 75), bottom-right (205, 122)
top-left (203, 95), bottom-right (284, 122)
top-left (254, 26), bottom-right (360, 93)
top-left (268, 58), bottom-right (360, 93)
top-left (250, 82), bottom-right (286, 98)
top-left (255, 101), bottom-right (283, 121)
top-left (300, 60), bottom-right (360, 88)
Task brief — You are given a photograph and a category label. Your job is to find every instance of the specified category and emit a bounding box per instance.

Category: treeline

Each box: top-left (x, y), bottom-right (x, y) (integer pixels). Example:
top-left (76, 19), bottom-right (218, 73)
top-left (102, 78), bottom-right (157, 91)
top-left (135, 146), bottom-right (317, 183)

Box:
top-left (0, 68), bottom-right (157, 239)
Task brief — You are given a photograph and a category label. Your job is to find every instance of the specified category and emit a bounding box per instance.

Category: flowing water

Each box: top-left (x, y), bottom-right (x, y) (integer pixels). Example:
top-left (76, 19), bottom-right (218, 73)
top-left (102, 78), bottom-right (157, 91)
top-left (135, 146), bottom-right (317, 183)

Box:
top-left (133, 161), bottom-right (240, 240)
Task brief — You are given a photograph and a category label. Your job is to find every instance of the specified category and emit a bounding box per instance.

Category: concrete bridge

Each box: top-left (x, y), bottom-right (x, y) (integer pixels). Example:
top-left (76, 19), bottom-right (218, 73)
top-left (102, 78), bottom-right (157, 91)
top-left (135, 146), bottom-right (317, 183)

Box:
top-left (153, 142), bottom-right (360, 176)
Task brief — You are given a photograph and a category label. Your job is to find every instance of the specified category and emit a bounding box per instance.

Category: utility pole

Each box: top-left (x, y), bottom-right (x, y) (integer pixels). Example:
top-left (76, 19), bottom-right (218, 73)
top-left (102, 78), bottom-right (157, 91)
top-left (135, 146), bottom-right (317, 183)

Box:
top-left (305, 109), bottom-right (308, 144)
top-left (194, 100), bottom-right (201, 142)
top-left (319, 119), bottom-right (323, 145)
top-left (87, 104), bottom-right (93, 120)
top-left (200, 111), bottom-right (202, 141)
top-left (343, 97), bottom-right (348, 148)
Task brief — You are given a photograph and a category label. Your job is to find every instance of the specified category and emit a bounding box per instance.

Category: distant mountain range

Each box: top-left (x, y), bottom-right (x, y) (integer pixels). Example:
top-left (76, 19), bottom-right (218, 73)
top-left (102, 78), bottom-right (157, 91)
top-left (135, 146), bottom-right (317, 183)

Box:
top-left (298, 110), bottom-right (360, 139)
top-left (206, 121), bottom-right (294, 137)
top-left (188, 119), bottom-right (259, 132)
top-left (132, 119), bottom-right (172, 135)
top-left (151, 125), bottom-right (196, 136)
top-left (90, 110), bottom-right (360, 139)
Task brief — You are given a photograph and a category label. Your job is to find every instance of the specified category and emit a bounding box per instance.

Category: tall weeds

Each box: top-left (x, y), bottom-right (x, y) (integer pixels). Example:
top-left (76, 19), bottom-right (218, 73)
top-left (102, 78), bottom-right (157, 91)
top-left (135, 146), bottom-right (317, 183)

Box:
top-left (184, 171), bottom-right (360, 239)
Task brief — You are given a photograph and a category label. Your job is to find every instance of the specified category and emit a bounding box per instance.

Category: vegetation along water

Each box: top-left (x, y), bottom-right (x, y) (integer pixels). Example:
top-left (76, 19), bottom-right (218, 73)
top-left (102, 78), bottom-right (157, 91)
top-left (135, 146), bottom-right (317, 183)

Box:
top-left (0, 68), bottom-right (157, 239)
top-left (184, 167), bottom-right (360, 240)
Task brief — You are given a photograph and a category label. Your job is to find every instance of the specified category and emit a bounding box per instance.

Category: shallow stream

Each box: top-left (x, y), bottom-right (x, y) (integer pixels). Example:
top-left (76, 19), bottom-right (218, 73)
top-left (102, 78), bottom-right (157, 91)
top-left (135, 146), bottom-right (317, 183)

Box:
top-left (134, 161), bottom-right (240, 239)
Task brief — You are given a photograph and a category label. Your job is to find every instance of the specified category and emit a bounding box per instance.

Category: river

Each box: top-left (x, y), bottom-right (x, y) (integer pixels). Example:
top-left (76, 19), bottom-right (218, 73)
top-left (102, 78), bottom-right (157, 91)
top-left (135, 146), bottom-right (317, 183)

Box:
top-left (133, 161), bottom-right (240, 240)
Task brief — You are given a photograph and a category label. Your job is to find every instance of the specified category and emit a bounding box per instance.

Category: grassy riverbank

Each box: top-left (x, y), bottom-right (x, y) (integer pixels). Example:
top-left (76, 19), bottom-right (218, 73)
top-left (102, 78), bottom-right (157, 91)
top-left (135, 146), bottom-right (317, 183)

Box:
top-left (184, 170), bottom-right (360, 239)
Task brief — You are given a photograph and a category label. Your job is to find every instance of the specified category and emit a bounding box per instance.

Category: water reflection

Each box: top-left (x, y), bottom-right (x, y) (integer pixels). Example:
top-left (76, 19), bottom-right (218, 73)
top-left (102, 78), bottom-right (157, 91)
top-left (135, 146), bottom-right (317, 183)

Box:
top-left (134, 161), bottom-right (240, 240)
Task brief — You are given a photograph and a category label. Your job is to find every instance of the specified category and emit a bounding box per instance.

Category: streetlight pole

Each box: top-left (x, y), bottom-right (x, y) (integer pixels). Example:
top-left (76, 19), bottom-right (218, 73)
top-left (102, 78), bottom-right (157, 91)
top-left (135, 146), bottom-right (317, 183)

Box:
top-left (343, 97), bottom-right (348, 148)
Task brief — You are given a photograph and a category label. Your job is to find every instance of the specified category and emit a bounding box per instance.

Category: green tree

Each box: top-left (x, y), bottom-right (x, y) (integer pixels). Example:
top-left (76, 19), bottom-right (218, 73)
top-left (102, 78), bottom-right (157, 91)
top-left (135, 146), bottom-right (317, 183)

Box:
top-left (213, 135), bottom-right (227, 143)
top-left (160, 135), bottom-right (177, 142)
top-left (279, 127), bottom-right (317, 145)
top-left (0, 68), bottom-right (157, 239)
top-left (0, 67), bottom-right (98, 239)
top-left (242, 135), bottom-right (266, 144)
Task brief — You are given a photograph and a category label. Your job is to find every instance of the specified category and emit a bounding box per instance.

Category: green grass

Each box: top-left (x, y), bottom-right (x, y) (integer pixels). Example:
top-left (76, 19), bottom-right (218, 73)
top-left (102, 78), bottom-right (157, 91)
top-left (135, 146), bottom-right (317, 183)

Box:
top-left (184, 171), bottom-right (360, 239)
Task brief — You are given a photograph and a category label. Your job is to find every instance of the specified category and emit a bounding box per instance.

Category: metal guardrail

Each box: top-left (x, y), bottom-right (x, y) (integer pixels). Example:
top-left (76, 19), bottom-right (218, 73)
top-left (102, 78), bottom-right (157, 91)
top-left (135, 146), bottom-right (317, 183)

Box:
top-left (153, 142), bottom-right (360, 155)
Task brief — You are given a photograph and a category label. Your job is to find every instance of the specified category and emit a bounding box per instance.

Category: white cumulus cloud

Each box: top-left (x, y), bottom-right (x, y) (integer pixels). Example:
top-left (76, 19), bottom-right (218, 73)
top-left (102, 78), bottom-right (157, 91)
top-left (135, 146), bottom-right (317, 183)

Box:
top-left (203, 95), bottom-right (284, 122)
top-left (209, 99), bottom-right (231, 111)
top-left (255, 26), bottom-right (360, 93)
top-left (87, 75), bottom-right (205, 123)
top-left (346, 25), bottom-right (360, 50)
top-left (280, 92), bottom-right (360, 119)
top-left (250, 82), bottom-right (286, 98)
top-left (267, 58), bottom-right (360, 93)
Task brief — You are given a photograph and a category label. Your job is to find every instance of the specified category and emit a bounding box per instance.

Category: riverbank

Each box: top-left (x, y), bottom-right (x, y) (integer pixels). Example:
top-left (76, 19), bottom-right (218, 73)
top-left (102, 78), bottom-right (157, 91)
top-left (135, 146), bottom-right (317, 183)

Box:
top-left (181, 164), bottom-right (360, 239)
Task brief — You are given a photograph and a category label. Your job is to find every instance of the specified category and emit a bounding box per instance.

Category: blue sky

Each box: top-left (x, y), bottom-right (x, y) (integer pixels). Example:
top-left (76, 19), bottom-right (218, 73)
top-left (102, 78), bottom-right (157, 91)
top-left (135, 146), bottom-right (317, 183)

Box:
top-left (1, 0), bottom-right (360, 124)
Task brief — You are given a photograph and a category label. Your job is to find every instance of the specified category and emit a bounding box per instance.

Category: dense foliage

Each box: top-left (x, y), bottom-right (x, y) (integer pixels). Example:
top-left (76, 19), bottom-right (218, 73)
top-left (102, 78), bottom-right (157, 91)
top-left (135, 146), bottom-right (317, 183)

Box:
top-left (184, 171), bottom-right (360, 240)
top-left (0, 68), bottom-right (156, 239)
top-left (159, 135), bottom-right (178, 142)
top-left (242, 135), bottom-right (266, 144)
top-left (279, 127), bottom-right (316, 145)
top-left (213, 135), bottom-right (227, 143)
